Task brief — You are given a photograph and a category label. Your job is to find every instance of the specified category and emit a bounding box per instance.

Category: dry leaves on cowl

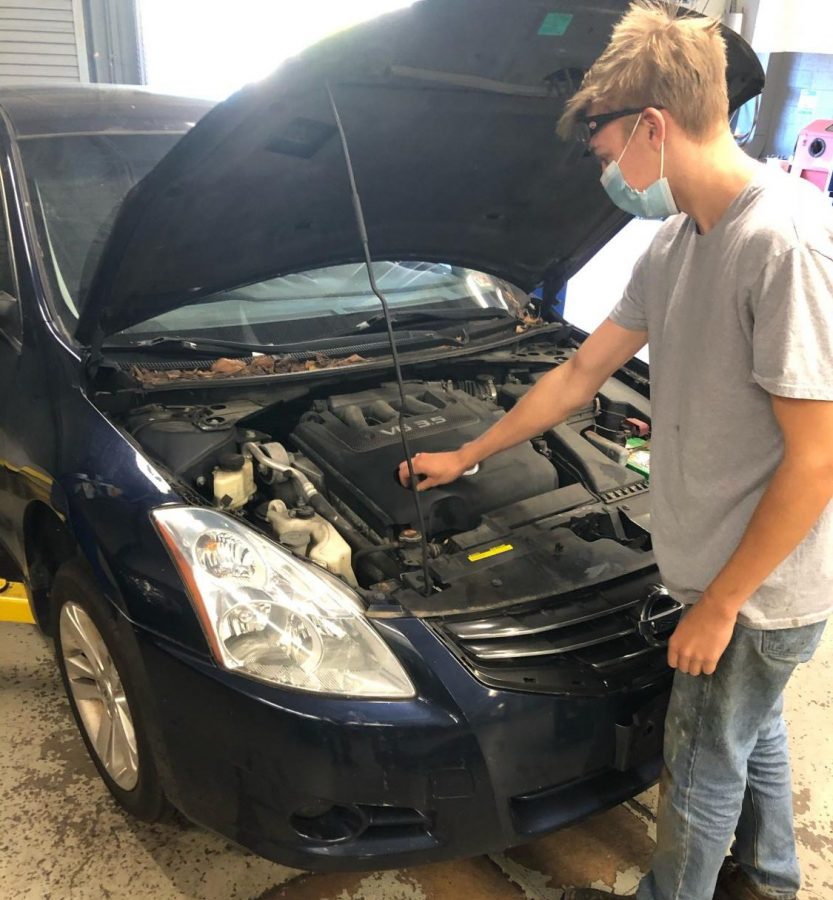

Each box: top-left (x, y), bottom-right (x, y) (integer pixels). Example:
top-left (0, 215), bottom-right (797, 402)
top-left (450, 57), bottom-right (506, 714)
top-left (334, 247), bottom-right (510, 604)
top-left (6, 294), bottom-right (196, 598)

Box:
top-left (515, 311), bottom-right (544, 334)
top-left (132, 352), bottom-right (367, 386)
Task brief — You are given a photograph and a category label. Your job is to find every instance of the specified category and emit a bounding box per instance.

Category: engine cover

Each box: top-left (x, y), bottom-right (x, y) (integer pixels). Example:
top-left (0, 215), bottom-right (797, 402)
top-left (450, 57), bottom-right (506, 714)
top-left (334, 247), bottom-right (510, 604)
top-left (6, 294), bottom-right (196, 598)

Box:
top-left (290, 382), bottom-right (558, 538)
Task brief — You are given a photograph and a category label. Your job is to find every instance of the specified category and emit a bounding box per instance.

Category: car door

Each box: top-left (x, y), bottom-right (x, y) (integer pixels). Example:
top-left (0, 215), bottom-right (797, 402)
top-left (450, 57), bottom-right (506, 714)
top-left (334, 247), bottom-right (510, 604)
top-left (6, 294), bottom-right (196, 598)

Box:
top-left (0, 113), bottom-right (62, 581)
top-left (0, 118), bottom-right (26, 554)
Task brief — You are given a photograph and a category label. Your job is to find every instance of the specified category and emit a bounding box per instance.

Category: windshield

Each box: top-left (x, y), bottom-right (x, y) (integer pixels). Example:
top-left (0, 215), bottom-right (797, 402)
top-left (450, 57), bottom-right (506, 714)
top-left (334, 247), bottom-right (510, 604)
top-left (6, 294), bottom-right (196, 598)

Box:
top-left (20, 133), bottom-right (184, 321)
top-left (20, 133), bottom-right (531, 346)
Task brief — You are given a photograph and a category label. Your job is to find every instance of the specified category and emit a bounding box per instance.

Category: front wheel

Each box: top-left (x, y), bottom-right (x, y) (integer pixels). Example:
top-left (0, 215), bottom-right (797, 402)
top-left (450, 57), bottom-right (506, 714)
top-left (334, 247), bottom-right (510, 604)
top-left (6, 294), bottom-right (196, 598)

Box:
top-left (53, 561), bottom-right (170, 821)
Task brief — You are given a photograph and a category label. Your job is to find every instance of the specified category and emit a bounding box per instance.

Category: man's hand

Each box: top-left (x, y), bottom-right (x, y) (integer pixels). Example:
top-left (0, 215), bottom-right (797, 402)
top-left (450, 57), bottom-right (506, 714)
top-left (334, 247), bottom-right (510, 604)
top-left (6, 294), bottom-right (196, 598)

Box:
top-left (397, 450), bottom-right (470, 491)
top-left (667, 596), bottom-right (737, 676)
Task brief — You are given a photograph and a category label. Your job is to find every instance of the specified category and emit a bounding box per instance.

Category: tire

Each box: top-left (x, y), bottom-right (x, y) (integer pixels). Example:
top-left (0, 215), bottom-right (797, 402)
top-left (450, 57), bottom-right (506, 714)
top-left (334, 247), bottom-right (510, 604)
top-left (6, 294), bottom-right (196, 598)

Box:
top-left (53, 560), bottom-right (171, 822)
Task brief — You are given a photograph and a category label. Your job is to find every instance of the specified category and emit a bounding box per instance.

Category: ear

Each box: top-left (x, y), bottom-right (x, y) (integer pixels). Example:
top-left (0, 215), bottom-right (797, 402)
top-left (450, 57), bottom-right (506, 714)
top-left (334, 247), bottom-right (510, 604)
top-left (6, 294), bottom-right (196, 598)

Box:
top-left (641, 107), bottom-right (666, 150)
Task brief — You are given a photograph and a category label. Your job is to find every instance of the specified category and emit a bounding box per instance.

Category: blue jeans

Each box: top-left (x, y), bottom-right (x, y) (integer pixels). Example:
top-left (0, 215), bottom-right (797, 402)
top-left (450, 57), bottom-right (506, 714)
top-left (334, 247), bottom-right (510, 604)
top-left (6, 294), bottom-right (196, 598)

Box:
top-left (636, 619), bottom-right (827, 900)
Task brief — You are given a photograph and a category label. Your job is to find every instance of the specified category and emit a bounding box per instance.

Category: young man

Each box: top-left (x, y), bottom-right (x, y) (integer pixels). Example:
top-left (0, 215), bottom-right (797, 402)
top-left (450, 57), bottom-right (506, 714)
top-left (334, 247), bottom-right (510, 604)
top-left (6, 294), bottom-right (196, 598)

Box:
top-left (398, 3), bottom-right (833, 899)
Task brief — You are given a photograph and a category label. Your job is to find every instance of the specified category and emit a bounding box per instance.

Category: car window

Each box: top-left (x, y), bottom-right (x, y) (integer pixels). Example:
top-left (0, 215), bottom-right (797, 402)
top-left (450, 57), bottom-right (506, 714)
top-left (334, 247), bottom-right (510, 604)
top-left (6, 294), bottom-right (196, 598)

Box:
top-left (19, 133), bottom-right (531, 345)
top-left (19, 133), bottom-right (183, 323)
top-left (115, 260), bottom-right (529, 342)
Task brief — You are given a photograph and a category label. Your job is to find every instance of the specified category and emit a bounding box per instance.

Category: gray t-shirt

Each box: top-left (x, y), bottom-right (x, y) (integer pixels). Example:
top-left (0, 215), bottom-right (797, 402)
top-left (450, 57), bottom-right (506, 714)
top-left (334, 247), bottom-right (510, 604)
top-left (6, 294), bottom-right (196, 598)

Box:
top-left (610, 165), bottom-right (833, 629)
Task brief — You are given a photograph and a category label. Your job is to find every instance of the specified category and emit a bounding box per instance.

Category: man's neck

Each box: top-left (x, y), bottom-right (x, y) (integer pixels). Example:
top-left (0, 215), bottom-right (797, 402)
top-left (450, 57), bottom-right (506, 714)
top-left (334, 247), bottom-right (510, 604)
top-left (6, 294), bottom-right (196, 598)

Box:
top-left (671, 132), bottom-right (759, 234)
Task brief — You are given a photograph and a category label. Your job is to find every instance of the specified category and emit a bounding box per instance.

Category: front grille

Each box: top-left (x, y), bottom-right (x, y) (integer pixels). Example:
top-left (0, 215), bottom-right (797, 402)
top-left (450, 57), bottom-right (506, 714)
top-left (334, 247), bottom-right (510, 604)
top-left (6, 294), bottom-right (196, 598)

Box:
top-left (435, 572), bottom-right (683, 695)
top-left (360, 805), bottom-right (434, 842)
top-left (291, 803), bottom-right (434, 848)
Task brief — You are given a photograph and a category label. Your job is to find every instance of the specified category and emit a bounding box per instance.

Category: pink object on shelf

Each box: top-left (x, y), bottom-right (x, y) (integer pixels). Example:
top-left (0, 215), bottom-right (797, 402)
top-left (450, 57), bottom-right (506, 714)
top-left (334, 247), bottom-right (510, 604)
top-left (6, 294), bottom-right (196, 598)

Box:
top-left (790, 119), bottom-right (833, 193)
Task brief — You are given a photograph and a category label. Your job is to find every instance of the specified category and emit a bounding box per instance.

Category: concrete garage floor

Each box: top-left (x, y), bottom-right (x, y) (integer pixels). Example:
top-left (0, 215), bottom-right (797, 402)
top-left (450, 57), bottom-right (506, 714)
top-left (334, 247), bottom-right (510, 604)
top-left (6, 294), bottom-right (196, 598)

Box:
top-left (1, 622), bottom-right (830, 900)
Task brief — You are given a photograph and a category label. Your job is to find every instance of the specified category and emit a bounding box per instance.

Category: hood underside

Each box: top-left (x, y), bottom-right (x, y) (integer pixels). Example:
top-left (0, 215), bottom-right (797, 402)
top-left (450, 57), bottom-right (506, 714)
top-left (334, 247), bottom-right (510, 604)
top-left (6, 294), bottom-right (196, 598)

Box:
top-left (75, 0), bottom-right (764, 344)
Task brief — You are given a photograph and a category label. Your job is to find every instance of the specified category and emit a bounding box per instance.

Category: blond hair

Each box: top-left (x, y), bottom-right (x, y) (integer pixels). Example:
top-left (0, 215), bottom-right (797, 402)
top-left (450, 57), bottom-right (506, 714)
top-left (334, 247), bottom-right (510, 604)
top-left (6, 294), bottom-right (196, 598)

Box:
top-left (556, 1), bottom-right (729, 141)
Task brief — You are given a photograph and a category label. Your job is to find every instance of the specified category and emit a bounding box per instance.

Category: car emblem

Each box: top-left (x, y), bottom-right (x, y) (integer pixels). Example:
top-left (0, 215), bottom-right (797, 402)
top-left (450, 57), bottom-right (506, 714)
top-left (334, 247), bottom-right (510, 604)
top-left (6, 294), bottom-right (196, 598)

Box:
top-left (637, 586), bottom-right (685, 648)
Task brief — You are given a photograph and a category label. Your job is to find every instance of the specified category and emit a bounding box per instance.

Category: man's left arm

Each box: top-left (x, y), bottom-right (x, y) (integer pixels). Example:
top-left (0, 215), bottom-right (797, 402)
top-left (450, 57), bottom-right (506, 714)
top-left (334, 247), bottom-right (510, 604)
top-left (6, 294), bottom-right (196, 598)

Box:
top-left (668, 395), bottom-right (833, 676)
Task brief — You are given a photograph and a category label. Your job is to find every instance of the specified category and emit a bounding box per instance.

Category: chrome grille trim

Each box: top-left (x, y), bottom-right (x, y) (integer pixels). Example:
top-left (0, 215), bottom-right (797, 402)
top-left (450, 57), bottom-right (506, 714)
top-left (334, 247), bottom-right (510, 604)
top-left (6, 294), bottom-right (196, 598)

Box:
top-left (436, 573), bottom-right (683, 692)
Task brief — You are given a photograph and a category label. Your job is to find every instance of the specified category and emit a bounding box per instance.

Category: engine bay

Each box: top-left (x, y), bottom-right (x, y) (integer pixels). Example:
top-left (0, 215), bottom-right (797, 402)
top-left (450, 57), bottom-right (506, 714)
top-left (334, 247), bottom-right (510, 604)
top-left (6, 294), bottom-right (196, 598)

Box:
top-left (291, 383), bottom-right (559, 537)
top-left (121, 348), bottom-right (656, 614)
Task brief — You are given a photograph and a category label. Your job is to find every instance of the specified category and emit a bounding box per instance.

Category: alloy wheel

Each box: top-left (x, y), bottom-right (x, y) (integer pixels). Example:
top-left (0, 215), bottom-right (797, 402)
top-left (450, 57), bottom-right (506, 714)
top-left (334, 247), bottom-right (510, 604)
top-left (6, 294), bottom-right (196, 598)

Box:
top-left (59, 602), bottom-right (139, 791)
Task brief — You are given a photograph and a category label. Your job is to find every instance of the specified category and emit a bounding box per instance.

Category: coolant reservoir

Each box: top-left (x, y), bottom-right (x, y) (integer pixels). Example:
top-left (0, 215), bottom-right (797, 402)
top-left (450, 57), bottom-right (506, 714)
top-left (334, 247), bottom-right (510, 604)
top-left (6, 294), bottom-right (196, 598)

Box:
top-left (267, 499), bottom-right (358, 587)
top-left (213, 454), bottom-right (256, 510)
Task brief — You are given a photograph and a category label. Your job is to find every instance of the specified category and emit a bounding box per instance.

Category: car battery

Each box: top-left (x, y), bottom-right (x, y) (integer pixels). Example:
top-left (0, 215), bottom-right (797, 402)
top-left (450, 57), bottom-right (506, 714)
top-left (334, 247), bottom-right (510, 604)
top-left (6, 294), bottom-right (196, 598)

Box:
top-left (790, 119), bottom-right (833, 196)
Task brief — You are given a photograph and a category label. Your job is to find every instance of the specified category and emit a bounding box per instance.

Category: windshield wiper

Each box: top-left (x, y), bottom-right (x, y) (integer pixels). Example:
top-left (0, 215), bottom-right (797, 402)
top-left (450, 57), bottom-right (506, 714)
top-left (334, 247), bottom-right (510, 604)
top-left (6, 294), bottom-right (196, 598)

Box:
top-left (102, 309), bottom-right (515, 355)
top-left (340, 307), bottom-right (516, 335)
top-left (101, 328), bottom-right (446, 357)
top-left (102, 335), bottom-right (303, 355)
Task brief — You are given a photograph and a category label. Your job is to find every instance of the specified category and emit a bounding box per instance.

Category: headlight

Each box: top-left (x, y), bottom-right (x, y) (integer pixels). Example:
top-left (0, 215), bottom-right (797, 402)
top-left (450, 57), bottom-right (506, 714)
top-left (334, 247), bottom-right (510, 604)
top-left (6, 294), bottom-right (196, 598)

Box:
top-left (152, 507), bottom-right (414, 698)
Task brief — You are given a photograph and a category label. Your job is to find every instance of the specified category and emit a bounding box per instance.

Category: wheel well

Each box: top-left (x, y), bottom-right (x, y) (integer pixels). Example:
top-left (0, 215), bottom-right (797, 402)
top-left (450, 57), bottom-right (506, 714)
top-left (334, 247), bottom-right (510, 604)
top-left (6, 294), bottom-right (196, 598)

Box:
top-left (24, 503), bottom-right (78, 635)
top-left (0, 540), bottom-right (23, 583)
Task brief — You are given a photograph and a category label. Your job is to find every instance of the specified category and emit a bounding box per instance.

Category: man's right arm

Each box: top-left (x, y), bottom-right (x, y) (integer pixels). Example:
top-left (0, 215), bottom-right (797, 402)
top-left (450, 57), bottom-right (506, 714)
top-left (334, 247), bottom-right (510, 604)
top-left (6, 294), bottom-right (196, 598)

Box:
top-left (398, 318), bottom-right (648, 490)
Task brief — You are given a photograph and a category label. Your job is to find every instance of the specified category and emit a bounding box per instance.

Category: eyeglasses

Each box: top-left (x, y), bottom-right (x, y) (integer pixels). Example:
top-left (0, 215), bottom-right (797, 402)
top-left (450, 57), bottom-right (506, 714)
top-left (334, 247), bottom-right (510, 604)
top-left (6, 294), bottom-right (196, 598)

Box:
top-left (574, 107), bottom-right (652, 145)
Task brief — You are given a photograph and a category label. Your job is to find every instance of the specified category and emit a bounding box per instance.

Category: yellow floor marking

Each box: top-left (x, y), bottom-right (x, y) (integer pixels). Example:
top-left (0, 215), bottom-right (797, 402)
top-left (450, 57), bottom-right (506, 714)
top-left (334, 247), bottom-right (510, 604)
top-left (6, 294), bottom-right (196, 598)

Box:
top-left (0, 581), bottom-right (35, 624)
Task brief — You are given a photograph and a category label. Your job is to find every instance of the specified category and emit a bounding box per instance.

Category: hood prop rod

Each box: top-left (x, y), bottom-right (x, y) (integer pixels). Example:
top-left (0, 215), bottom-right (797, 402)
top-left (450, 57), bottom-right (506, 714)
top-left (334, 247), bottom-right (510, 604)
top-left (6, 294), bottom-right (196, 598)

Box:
top-left (327, 84), bottom-right (433, 597)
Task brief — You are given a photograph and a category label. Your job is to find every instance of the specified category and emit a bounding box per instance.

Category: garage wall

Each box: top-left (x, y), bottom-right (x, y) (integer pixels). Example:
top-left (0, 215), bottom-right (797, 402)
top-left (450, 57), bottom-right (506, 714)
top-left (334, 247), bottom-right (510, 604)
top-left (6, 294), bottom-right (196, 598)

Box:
top-left (0, 0), bottom-right (89, 84)
top-left (764, 54), bottom-right (833, 157)
top-left (749, 0), bottom-right (832, 55)
top-left (82, 0), bottom-right (143, 85)
top-left (746, 52), bottom-right (833, 159)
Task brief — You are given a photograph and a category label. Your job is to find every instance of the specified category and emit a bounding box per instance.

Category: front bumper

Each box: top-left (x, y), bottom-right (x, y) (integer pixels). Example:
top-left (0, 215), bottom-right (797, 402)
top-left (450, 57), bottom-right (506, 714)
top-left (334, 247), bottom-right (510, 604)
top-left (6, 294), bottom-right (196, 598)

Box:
top-left (136, 615), bottom-right (669, 871)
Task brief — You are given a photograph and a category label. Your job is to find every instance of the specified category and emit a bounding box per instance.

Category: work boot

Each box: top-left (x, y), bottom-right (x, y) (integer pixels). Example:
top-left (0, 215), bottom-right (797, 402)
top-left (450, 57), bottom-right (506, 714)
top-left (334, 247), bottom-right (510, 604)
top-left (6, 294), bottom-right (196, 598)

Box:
top-left (562, 890), bottom-right (631, 899)
top-left (714, 858), bottom-right (797, 900)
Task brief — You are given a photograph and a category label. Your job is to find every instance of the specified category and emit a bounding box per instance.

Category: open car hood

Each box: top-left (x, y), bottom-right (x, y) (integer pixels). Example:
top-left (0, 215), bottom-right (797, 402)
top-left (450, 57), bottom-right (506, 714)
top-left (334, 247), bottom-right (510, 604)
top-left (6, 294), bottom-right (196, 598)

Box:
top-left (75, 0), bottom-right (764, 344)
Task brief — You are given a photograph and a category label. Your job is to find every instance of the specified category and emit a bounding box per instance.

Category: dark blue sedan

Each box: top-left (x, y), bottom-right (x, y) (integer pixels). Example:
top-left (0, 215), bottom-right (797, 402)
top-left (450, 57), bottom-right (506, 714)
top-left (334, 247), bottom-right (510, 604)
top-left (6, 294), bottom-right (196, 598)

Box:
top-left (0, 0), bottom-right (763, 871)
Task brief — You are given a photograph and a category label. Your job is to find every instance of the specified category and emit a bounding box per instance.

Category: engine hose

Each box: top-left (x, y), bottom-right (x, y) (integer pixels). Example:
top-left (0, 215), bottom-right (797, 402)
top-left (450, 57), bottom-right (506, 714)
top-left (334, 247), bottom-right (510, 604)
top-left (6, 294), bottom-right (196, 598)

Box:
top-left (244, 442), bottom-right (318, 502)
top-left (244, 441), bottom-right (399, 581)
top-left (308, 493), bottom-right (399, 580)
top-left (353, 541), bottom-right (400, 562)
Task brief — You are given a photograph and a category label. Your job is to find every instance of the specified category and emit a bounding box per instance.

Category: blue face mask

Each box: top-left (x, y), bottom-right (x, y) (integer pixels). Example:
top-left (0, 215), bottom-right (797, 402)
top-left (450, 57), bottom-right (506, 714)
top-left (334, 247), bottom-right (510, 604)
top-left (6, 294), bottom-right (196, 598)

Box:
top-left (600, 115), bottom-right (679, 219)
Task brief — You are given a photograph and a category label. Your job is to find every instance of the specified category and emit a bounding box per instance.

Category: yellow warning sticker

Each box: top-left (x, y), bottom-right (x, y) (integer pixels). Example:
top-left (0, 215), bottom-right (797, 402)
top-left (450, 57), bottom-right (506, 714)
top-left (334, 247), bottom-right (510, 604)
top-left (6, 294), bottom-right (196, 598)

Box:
top-left (467, 543), bottom-right (514, 562)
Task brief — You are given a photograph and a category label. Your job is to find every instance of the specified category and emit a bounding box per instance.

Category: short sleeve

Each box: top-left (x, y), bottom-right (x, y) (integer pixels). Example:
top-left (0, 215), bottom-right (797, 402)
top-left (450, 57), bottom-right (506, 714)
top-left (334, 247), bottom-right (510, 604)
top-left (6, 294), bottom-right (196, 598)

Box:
top-left (751, 246), bottom-right (833, 400)
top-left (609, 248), bottom-right (650, 333)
